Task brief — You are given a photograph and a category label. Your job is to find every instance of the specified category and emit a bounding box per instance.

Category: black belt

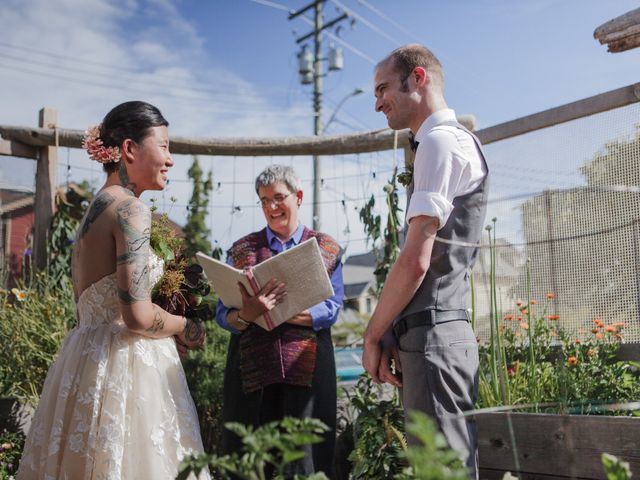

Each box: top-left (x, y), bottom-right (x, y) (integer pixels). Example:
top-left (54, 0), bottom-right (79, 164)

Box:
top-left (393, 309), bottom-right (469, 339)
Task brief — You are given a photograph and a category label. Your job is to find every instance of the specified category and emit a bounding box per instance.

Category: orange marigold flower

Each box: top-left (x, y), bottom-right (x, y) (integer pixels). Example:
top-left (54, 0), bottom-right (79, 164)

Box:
top-left (593, 319), bottom-right (604, 327)
top-left (567, 356), bottom-right (578, 365)
top-left (587, 349), bottom-right (596, 356)
top-left (545, 292), bottom-right (556, 299)
top-left (591, 328), bottom-right (600, 334)
top-left (521, 309), bottom-right (529, 315)
top-left (504, 314), bottom-right (514, 321)
top-left (546, 314), bottom-right (560, 321)
top-left (575, 340), bottom-right (581, 345)
top-left (595, 333), bottom-right (604, 340)
top-left (604, 325), bottom-right (617, 333)
top-left (519, 322), bottom-right (529, 330)
top-left (516, 299), bottom-right (524, 307)
top-left (517, 316), bottom-right (523, 321)
top-left (529, 299), bottom-right (537, 305)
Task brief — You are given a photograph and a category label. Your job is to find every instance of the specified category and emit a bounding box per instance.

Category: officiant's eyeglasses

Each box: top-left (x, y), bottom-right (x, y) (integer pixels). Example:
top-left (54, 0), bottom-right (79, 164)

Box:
top-left (258, 192), bottom-right (293, 209)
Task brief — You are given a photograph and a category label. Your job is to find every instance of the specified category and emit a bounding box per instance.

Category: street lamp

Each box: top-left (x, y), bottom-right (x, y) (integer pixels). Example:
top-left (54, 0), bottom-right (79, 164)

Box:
top-left (323, 87), bottom-right (365, 134)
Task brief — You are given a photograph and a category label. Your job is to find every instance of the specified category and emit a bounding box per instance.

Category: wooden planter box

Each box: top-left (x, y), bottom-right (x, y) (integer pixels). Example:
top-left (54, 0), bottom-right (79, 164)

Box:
top-left (478, 412), bottom-right (640, 479)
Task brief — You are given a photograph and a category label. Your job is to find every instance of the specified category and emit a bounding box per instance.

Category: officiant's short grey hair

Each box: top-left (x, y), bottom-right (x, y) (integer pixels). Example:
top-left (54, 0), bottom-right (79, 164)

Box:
top-left (255, 165), bottom-right (301, 194)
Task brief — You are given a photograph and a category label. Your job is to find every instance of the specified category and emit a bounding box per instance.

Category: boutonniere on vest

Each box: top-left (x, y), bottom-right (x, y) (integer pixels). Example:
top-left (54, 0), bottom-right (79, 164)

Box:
top-left (397, 164), bottom-right (413, 187)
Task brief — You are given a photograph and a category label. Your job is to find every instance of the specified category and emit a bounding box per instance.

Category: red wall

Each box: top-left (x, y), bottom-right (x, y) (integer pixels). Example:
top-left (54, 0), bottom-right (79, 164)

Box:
top-left (7, 207), bottom-right (34, 283)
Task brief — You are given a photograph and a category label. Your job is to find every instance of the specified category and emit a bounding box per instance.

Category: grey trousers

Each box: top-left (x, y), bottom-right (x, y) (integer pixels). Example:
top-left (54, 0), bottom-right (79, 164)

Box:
top-left (397, 320), bottom-right (479, 479)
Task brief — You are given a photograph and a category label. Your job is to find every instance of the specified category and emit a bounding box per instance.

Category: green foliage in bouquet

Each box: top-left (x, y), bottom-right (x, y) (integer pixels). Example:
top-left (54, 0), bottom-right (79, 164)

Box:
top-left (177, 417), bottom-right (330, 480)
top-left (149, 202), bottom-right (215, 322)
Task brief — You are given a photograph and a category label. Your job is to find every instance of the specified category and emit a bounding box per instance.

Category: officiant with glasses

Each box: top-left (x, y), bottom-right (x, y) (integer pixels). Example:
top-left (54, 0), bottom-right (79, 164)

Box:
top-left (215, 164), bottom-right (344, 478)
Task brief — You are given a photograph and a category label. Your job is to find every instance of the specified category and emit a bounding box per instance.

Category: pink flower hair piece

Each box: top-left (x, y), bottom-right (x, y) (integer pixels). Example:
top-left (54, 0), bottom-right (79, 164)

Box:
top-left (82, 125), bottom-right (121, 164)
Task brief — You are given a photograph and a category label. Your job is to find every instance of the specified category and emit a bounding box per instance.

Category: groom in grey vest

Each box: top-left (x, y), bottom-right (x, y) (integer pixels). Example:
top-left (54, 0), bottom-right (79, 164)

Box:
top-left (363, 44), bottom-right (488, 479)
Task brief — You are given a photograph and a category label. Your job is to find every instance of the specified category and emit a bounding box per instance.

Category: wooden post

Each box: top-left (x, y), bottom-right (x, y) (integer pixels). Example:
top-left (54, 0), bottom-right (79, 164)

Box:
top-left (33, 108), bottom-right (58, 271)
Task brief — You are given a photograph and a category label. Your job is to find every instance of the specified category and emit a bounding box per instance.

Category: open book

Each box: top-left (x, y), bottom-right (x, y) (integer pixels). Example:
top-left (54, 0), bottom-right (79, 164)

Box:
top-left (196, 237), bottom-right (334, 331)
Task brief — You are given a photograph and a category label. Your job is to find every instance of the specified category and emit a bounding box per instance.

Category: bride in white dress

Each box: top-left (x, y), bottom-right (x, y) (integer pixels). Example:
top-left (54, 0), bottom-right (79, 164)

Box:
top-left (17, 101), bottom-right (210, 480)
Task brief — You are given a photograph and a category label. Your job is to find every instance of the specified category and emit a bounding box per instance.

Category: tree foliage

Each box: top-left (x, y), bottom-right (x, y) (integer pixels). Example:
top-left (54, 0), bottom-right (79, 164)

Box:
top-left (183, 156), bottom-right (214, 259)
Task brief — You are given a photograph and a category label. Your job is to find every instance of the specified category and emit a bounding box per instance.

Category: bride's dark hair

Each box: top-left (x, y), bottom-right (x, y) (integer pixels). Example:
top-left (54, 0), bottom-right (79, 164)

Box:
top-left (99, 101), bottom-right (169, 173)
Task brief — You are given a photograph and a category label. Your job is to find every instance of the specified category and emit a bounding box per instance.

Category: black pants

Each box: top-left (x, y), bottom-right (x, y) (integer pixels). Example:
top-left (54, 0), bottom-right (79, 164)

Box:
top-left (222, 327), bottom-right (337, 479)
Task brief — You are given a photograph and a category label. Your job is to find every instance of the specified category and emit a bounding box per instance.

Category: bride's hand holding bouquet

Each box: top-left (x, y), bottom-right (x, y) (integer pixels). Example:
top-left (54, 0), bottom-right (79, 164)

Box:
top-left (149, 203), bottom-right (214, 355)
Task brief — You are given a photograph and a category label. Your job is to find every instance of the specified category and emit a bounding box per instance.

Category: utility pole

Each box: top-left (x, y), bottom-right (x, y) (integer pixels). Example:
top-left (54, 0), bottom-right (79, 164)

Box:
top-left (289, 0), bottom-right (349, 231)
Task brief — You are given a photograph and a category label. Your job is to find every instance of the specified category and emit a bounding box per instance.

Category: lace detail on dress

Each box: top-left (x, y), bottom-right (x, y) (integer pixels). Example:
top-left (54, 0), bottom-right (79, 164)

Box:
top-left (17, 253), bottom-right (209, 479)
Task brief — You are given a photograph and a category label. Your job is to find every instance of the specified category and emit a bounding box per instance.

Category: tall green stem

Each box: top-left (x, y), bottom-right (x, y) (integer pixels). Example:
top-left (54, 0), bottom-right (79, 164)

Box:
top-left (526, 257), bottom-right (538, 409)
top-left (486, 226), bottom-right (500, 402)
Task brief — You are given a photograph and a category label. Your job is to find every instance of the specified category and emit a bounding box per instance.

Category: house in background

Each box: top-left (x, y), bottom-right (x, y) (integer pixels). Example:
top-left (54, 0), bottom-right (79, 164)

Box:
top-left (0, 187), bottom-right (35, 284)
top-left (332, 251), bottom-right (378, 346)
top-left (342, 250), bottom-right (378, 316)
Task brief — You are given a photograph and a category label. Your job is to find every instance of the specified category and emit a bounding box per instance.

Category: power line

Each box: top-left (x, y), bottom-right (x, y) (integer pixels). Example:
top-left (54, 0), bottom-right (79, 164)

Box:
top-left (329, 0), bottom-right (402, 46)
top-left (0, 61), bottom-right (313, 118)
top-left (357, 0), bottom-right (421, 42)
top-left (248, 0), bottom-right (292, 13)
top-left (0, 40), bottom-right (291, 95)
top-left (250, 0), bottom-right (375, 64)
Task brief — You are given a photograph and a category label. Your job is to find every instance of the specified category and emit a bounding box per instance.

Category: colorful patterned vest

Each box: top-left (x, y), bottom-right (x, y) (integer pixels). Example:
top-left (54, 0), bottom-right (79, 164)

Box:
top-left (227, 227), bottom-right (341, 393)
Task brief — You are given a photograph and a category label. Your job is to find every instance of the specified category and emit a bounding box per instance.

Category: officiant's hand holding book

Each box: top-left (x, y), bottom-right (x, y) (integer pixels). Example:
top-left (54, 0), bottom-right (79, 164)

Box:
top-left (236, 278), bottom-right (287, 327)
top-left (196, 238), bottom-right (334, 331)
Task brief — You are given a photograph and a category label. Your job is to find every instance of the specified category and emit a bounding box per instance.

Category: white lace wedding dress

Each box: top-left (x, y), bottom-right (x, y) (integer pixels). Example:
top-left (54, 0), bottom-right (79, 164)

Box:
top-left (17, 255), bottom-right (210, 480)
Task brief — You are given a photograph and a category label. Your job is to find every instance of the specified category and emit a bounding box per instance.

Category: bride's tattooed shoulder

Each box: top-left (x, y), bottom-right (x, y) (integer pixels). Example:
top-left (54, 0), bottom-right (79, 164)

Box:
top-left (80, 191), bottom-right (116, 239)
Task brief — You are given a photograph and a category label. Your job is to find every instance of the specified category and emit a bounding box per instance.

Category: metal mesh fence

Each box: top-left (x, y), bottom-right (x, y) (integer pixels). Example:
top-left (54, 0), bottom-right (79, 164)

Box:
top-left (473, 102), bottom-right (640, 343)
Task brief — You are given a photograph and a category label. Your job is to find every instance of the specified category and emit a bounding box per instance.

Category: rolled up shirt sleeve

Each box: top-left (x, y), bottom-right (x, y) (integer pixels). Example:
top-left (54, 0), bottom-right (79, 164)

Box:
top-left (308, 261), bottom-right (344, 331)
top-left (406, 128), bottom-right (471, 229)
top-left (214, 256), bottom-right (242, 335)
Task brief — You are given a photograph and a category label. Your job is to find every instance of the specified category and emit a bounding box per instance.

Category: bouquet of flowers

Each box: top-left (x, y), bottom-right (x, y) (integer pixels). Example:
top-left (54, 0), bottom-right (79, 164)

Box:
top-left (149, 210), bottom-right (215, 322)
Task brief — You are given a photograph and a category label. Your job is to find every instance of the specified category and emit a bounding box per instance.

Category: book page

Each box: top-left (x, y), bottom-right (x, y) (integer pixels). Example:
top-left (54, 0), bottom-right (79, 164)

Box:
top-left (251, 237), bottom-right (334, 329)
top-left (195, 252), bottom-right (253, 309)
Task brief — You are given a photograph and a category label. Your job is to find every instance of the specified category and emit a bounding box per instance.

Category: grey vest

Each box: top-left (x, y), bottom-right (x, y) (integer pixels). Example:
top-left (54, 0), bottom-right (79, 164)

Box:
top-left (399, 120), bottom-right (489, 318)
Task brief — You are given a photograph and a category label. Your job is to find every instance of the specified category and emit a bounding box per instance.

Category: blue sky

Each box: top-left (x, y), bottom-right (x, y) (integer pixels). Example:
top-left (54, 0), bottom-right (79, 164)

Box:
top-left (0, 0), bottom-right (638, 255)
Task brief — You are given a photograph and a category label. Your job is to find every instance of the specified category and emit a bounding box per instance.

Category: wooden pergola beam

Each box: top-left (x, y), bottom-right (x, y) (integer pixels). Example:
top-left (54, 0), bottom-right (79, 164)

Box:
top-left (0, 82), bottom-right (639, 159)
top-left (594, 7), bottom-right (640, 53)
top-left (0, 126), bottom-right (413, 156)
top-left (0, 139), bottom-right (37, 159)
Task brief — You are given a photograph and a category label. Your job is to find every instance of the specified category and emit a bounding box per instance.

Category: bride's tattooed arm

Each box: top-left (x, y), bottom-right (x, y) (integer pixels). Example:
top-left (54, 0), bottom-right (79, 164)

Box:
top-left (114, 196), bottom-right (204, 344)
top-left (116, 198), bottom-right (151, 304)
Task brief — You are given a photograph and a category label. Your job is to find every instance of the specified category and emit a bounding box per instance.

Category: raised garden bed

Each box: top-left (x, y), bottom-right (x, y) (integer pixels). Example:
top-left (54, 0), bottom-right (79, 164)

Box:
top-left (478, 412), bottom-right (640, 479)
